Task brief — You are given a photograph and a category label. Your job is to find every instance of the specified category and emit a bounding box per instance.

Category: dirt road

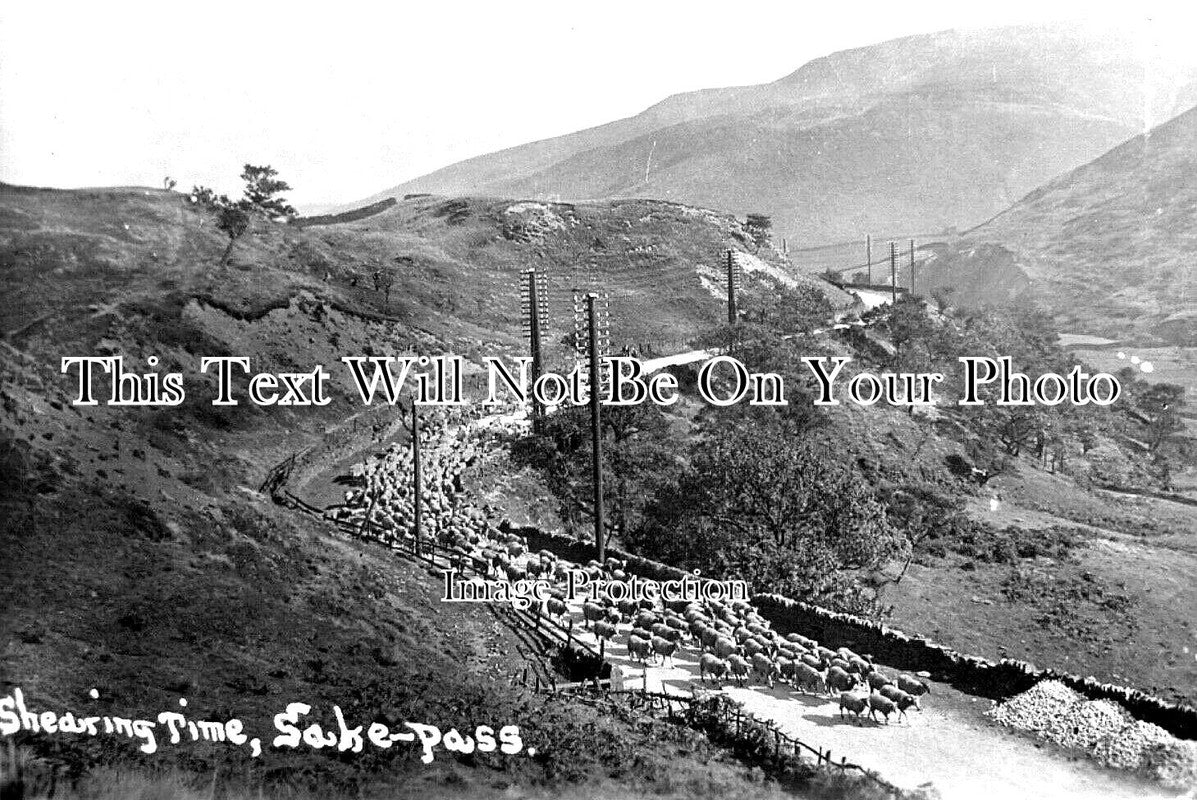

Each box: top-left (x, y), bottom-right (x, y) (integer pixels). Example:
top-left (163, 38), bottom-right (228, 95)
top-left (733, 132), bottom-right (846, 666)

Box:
top-left (563, 612), bottom-right (1172, 800)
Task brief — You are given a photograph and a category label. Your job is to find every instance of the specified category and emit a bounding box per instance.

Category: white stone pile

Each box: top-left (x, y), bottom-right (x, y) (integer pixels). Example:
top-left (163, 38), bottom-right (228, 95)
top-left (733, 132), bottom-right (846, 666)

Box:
top-left (989, 680), bottom-right (1196, 789)
top-left (986, 679), bottom-right (1082, 732)
top-left (1092, 720), bottom-right (1173, 770)
top-left (1041, 699), bottom-right (1131, 749)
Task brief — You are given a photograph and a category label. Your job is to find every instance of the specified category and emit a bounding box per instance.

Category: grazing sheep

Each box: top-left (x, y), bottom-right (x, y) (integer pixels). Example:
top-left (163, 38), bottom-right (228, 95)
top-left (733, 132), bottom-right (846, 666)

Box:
top-left (791, 662), bottom-right (825, 695)
top-left (727, 654), bottom-right (750, 687)
top-left (830, 657), bottom-right (852, 674)
top-left (617, 599), bottom-right (639, 620)
top-left (750, 653), bottom-right (777, 688)
top-left (699, 653), bottom-right (728, 684)
top-left (868, 692), bottom-right (898, 725)
top-left (733, 626), bottom-right (752, 644)
top-left (826, 666), bottom-right (857, 694)
top-left (546, 598), bottom-right (568, 618)
top-left (897, 675), bottom-right (931, 697)
top-left (839, 692), bottom-right (869, 723)
top-left (651, 635), bottom-right (678, 667)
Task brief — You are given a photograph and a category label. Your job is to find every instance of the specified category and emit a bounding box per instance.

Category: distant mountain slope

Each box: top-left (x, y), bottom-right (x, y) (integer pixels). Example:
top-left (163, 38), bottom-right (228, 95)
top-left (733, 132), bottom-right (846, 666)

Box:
top-left (919, 104), bottom-right (1197, 344)
top-left (365, 25), bottom-right (1197, 246)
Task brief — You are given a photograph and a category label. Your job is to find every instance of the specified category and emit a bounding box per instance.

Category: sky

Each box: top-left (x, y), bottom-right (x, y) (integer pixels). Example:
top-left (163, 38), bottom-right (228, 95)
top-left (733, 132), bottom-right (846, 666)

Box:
top-left (3, 0), bottom-right (1197, 210)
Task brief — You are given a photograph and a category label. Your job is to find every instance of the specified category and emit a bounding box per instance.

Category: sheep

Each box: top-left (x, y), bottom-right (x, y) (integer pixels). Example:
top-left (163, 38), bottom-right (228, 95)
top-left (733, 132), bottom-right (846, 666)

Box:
top-left (713, 636), bottom-right (738, 660)
top-left (582, 601), bottom-right (605, 628)
top-left (786, 633), bottom-right (816, 650)
top-left (727, 654), bottom-right (750, 687)
top-left (830, 657), bottom-right (852, 674)
top-left (546, 598), bottom-right (568, 619)
top-left (627, 635), bottom-right (652, 663)
top-left (848, 655), bottom-right (873, 676)
top-left (617, 599), bottom-right (639, 620)
top-left (630, 626), bottom-right (654, 644)
top-left (634, 610), bottom-right (658, 630)
top-left (800, 653), bottom-right (824, 671)
top-left (897, 674), bottom-right (931, 697)
top-left (791, 662), bottom-right (825, 695)
top-left (879, 686), bottom-right (921, 722)
top-left (592, 620), bottom-right (617, 642)
top-left (825, 666), bottom-right (857, 694)
top-left (839, 692), bottom-right (869, 723)
top-left (868, 692), bottom-right (898, 725)
top-left (651, 635), bottom-right (678, 667)
top-left (742, 639), bottom-right (766, 659)
top-left (733, 626), bottom-right (752, 644)
top-left (866, 671), bottom-right (892, 691)
top-left (750, 653), bottom-right (777, 689)
top-left (699, 653), bottom-right (728, 684)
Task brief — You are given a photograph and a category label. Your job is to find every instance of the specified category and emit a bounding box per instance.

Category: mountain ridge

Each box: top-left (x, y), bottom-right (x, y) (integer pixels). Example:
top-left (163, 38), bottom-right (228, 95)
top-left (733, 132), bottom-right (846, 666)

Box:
top-left (360, 24), bottom-right (1197, 245)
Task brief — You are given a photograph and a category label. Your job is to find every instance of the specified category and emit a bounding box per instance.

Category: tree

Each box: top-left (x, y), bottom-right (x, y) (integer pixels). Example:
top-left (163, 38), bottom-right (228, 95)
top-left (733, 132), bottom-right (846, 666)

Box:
top-left (1138, 383), bottom-right (1185, 452)
top-left (745, 213), bottom-right (773, 247)
top-left (217, 202), bottom-right (251, 266)
top-left (628, 415), bottom-right (907, 617)
top-left (239, 164), bottom-right (296, 219)
top-left (881, 296), bottom-right (935, 371)
top-left (193, 165), bottom-right (296, 266)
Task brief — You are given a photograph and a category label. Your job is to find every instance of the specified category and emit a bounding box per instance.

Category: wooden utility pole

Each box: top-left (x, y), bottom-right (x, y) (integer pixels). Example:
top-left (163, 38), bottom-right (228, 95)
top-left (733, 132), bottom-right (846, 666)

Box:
top-left (587, 293), bottom-right (605, 563)
top-left (411, 402), bottom-right (422, 557)
top-left (909, 239), bottom-right (916, 295)
top-left (866, 235), bottom-right (872, 284)
top-left (726, 250), bottom-right (737, 327)
top-left (890, 241), bottom-right (897, 305)
top-left (525, 268), bottom-right (545, 426)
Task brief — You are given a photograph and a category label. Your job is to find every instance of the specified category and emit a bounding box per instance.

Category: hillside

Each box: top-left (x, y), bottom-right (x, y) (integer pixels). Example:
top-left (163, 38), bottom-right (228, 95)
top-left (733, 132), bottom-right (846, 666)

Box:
top-left (918, 104), bottom-right (1197, 344)
top-left (0, 184), bottom-right (860, 799)
top-left (3, 183), bottom-right (1196, 798)
top-left (364, 25), bottom-right (1197, 246)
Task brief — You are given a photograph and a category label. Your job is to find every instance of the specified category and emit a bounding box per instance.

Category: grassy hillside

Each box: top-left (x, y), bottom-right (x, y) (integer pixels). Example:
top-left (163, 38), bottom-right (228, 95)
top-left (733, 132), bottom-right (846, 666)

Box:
top-left (0, 184), bottom-right (855, 798)
top-left (918, 105), bottom-right (1197, 345)
top-left (366, 25), bottom-right (1197, 246)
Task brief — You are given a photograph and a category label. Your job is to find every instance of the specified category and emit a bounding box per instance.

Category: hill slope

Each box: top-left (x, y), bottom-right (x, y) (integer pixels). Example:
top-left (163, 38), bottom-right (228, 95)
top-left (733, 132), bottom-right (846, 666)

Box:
top-left (0, 185), bottom-right (846, 798)
top-left (918, 104), bottom-right (1197, 344)
top-left (366, 25), bottom-right (1197, 246)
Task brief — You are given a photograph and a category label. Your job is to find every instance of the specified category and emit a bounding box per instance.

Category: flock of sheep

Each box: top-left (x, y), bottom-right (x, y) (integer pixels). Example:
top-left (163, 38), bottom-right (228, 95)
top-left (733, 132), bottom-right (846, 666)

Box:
top-left (565, 564), bottom-right (933, 726)
top-left (329, 405), bottom-right (934, 729)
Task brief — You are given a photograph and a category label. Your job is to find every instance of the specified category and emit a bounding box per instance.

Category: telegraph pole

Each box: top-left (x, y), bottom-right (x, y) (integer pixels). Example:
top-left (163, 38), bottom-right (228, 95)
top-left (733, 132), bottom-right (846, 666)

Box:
top-left (523, 268), bottom-right (546, 427)
top-left (726, 250), bottom-right (738, 327)
top-left (909, 239), bottom-right (916, 295)
top-left (587, 293), bottom-right (605, 563)
top-left (411, 402), bottom-right (421, 558)
top-left (889, 242), bottom-right (897, 304)
top-left (867, 234), bottom-right (873, 284)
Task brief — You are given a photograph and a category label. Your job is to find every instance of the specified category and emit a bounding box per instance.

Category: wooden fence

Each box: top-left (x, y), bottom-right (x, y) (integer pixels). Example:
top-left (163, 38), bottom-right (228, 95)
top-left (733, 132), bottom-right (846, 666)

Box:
top-left (510, 675), bottom-right (904, 794)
